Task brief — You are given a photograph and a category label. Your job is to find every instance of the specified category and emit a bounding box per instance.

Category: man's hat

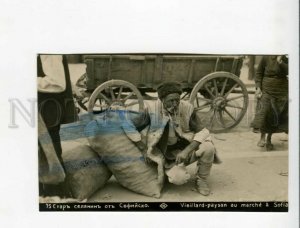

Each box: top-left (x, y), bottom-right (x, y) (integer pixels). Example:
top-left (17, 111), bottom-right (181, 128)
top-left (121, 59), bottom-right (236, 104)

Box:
top-left (157, 82), bottom-right (182, 100)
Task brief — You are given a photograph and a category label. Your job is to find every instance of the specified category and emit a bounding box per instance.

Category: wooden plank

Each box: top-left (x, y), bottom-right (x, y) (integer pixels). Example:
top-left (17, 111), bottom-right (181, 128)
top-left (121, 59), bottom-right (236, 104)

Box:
top-left (83, 54), bottom-right (244, 60)
top-left (153, 55), bottom-right (163, 83)
top-left (187, 59), bottom-right (195, 83)
top-left (107, 55), bottom-right (112, 80)
top-left (85, 58), bottom-right (95, 90)
top-left (214, 57), bottom-right (220, 72)
top-left (140, 59), bottom-right (147, 85)
top-left (83, 54), bottom-right (157, 60)
top-left (129, 55), bottom-right (145, 60)
top-left (162, 55), bottom-right (243, 60)
top-left (231, 57), bottom-right (238, 74)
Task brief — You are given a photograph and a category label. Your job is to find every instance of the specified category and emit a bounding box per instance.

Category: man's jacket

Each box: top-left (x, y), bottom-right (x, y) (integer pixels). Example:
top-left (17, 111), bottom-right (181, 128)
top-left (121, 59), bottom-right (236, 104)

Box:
top-left (122, 99), bottom-right (220, 187)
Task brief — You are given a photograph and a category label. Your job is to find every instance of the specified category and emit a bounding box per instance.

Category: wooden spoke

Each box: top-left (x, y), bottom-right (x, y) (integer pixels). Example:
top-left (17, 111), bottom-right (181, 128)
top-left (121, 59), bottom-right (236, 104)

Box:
top-left (226, 103), bottom-right (243, 109)
top-left (97, 92), bottom-right (111, 104)
top-left (117, 86), bottom-right (123, 100)
top-left (204, 83), bottom-right (215, 98)
top-left (93, 99), bottom-right (108, 110)
top-left (213, 79), bottom-right (218, 96)
top-left (220, 78), bottom-right (228, 96)
top-left (226, 94), bottom-right (244, 101)
top-left (88, 80), bottom-right (144, 113)
top-left (110, 87), bottom-right (116, 100)
top-left (218, 110), bottom-right (226, 127)
top-left (197, 96), bottom-right (212, 103)
top-left (224, 108), bottom-right (236, 121)
top-left (224, 83), bottom-right (238, 98)
top-left (209, 110), bottom-right (216, 129)
top-left (188, 72), bottom-right (249, 132)
top-left (196, 97), bottom-right (200, 107)
top-left (82, 98), bottom-right (89, 104)
top-left (194, 103), bottom-right (212, 111)
top-left (181, 92), bottom-right (189, 99)
top-left (123, 92), bottom-right (133, 101)
top-left (99, 99), bottom-right (104, 111)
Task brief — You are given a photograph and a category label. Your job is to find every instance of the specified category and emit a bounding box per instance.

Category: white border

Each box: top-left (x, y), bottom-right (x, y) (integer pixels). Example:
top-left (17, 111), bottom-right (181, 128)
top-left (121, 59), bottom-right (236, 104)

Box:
top-left (0, 0), bottom-right (298, 227)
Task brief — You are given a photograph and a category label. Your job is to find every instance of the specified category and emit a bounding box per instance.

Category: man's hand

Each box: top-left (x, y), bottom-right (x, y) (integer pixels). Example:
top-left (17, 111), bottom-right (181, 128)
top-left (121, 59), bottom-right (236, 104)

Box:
top-left (143, 153), bottom-right (152, 165)
top-left (175, 151), bottom-right (189, 165)
top-left (135, 141), bottom-right (151, 164)
top-left (175, 140), bottom-right (201, 165)
top-left (255, 87), bottom-right (262, 99)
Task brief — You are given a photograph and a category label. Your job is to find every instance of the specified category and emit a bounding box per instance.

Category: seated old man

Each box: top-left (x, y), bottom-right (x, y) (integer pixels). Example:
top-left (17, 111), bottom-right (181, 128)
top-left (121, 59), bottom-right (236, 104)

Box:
top-left (131, 82), bottom-right (221, 196)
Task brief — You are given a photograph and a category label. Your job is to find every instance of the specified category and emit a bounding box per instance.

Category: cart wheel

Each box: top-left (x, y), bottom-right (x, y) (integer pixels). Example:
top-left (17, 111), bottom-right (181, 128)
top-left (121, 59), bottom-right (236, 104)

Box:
top-left (88, 80), bottom-right (144, 113)
top-left (189, 72), bottom-right (248, 133)
top-left (76, 96), bottom-right (89, 111)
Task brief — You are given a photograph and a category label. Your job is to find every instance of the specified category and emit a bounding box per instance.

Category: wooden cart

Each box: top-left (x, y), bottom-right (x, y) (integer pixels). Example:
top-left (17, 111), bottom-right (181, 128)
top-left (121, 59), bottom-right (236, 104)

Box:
top-left (78, 54), bottom-right (248, 133)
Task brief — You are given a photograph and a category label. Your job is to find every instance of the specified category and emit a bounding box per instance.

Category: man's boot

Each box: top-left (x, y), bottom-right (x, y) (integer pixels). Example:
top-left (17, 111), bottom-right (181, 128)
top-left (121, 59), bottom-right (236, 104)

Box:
top-left (196, 161), bottom-right (212, 196)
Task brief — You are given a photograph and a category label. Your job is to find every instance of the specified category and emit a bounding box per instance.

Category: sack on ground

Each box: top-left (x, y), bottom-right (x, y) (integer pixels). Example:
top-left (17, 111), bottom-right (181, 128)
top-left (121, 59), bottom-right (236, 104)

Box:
top-left (62, 143), bottom-right (112, 200)
top-left (85, 111), bottom-right (162, 198)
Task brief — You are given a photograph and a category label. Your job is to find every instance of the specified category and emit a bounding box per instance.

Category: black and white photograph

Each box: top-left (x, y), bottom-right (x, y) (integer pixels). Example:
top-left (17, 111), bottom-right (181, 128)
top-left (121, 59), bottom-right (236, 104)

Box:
top-left (1, 0), bottom-right (298, 227)
top-left (38, 54), bottom-right (289, 211)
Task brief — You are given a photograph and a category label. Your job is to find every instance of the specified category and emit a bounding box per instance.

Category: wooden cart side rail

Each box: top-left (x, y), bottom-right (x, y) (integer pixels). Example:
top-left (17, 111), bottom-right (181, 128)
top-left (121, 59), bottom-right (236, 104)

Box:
top-left (83, 54), bottom-right (244, 60)
top-left (85, 58), bottom-right (95, 90)
top-left (83, 54), bottom-right (244, 90)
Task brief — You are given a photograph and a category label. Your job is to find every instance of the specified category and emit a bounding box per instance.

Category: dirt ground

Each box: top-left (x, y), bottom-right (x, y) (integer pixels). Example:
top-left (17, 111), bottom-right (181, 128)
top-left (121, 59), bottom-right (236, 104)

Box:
top-left (61, 127), bottom-right (288, 202)
top-left (60, 59), bottom-right (288, 202)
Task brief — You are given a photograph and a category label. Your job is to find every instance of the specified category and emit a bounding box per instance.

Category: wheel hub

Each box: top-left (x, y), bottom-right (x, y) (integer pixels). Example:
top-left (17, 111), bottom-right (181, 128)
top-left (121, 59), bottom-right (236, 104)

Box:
top-left (212, 97), bottom-right (226, 110)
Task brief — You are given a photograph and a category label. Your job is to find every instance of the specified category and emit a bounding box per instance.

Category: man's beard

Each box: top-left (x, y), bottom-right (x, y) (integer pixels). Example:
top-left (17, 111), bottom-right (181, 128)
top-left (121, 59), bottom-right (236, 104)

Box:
top-left (166, 106), bottom-right (178, 115)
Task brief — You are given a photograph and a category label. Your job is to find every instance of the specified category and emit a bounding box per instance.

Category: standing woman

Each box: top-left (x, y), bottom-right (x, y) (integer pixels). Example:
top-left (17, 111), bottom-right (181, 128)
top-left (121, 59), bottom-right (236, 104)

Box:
top-left (252, 55), bottom-right (288, 151)
top-left (38, 54), bottom-right (78, 197)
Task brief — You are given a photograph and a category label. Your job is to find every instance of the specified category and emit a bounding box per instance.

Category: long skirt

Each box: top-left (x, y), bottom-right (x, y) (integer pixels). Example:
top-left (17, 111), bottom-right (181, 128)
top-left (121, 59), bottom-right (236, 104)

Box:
top-left (251, 77), bottom-right (288, 133)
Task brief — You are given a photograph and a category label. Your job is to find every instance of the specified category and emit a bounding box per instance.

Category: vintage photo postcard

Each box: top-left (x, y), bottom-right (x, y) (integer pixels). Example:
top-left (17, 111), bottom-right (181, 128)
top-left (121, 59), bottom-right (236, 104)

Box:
top-left (38, 54), bottom-right (288, 212)
top-left (1, 0), bottom-right (298, 227)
